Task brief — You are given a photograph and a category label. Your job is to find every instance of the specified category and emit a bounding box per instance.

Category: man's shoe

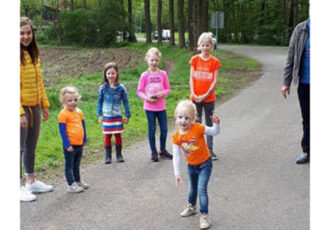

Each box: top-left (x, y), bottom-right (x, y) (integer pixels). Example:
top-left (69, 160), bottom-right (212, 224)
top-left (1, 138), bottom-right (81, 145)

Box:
top-left (67, 182), bottom-right (84, 193)
top-left (199, 214), bottom-right (211, 229)
top-left (296, 153), bottom-right (309, 164)
top-left (151, 152), bottom-right (159, 162)
top-left (159, 149), bottom-right (173, 160)
top-left (26, 180), bottom-right (54, 193)
top-left (20, 186), bottom-right (36, 202)
top-left (180, 204), bottom-right (196, 217)
top-left (211, 153), bottom-right (218, 161)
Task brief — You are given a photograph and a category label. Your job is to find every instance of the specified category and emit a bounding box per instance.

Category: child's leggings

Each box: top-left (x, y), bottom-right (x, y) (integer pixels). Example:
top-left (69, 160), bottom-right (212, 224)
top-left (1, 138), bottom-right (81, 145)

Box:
top-left (104, 133), bottom-right (122, 146)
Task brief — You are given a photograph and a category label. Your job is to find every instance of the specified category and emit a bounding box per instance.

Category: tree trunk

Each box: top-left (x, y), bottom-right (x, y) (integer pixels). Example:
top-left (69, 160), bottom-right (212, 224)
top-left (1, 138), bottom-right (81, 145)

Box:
top-left (157, 0), bottom-right (162, 44)
top-left (177, 0), bottom-right (186, 48)
top-left (82, 0), bottom-right (87, 9)
top-left (144, 0), bottom-right (152, 43)
top-left (128, 0), bottom-right (137, 42)
top-left (70, 0), bottom-right (74, 11)
top-left (169, 0), bottom-right (175, 46)
top-left (188, 0), bottom-right (195, 51)
top-left (201, 0), bottom-right (209, 33)
top-left (193, 0), bottom-right (200, 46)
top-left (289, 0), bottom-right (297, 33)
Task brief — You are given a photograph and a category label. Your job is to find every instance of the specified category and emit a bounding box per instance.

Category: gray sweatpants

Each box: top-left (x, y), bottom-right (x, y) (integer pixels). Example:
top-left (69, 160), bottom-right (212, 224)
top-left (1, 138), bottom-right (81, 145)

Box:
top-left (20, 106), bottom-right (41, 178)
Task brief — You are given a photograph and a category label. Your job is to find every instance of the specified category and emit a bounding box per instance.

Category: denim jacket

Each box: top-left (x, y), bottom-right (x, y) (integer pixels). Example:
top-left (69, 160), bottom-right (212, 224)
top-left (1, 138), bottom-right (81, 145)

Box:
top-left (283, 19), bottom-right (309, 87)
top-left (97, 83), bottom-right (131, 118)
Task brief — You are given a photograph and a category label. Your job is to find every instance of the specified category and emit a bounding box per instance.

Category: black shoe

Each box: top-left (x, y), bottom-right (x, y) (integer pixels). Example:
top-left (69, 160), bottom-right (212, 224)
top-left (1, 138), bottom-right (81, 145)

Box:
top-left (211, 153), bottom-right (218, 161)
top-left (296, 153), bottom-right (309, 164)
top-left (104, 146), bottom-right (112, 164)
top-left (151, 152), bottom-right (159, 162)
top-left (115, 145), bottom-right (124, 163)
top-left (159, 150), bottom-right (173, 160)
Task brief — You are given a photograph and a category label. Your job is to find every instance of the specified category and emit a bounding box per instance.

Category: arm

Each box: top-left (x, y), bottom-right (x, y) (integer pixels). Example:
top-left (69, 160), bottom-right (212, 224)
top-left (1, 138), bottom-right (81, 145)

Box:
top-left (36, 60), bottom-right (50, 121)
top-left (200, 69), bottom-right (219, 102)
top-left (161, 72), bottom-right (171, 97)
top-left (58, 123), bottom-right (72, 150)
top-left (172, 144), bottom-right (182, 188)
top-left (82, 120), bottom-right (87, 144)
top-left (189, 67), bottom-right (198, 101)
top-left (137, 74), bottom-right (148, 100)
top-left (205, 114), bottom-right (220, 135)
top-left (97, 86), bottom-right (104, 117)
top-left (122, 86), bottom-right (131, 118)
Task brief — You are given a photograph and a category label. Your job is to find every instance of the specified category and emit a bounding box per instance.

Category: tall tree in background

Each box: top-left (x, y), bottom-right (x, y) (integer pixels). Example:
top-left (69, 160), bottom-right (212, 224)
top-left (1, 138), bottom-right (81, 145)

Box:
top-left (169, 0), bottom-right (175, 46)
top-left (157, 0), bottom-right (162, 44)
top-left (187, 0), bottom-right (195, 50)
top-left (177, 0), bottom-right (186, 48)
top-left (289, 0), bottom-right (297, 34)
top-left (144, 0), bottom-right (152, 43)
top-left (127, 0), bottom-right (137, 42)
top-left (70, 0), bottom-right (74, 11)
top-left (201, 0), bottom-right (209, 33)
top-left (193, 0), bottom-right (201, 45)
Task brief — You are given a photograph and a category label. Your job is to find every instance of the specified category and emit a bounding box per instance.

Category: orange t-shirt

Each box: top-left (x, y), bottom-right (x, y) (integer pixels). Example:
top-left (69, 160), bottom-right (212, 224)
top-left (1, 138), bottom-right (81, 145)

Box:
top-left (189, 55), bottom-right (221, 102)
top-left (172, 123), bottom-right (211, 165)
top-left (58, 108), bottom-right (85, 146)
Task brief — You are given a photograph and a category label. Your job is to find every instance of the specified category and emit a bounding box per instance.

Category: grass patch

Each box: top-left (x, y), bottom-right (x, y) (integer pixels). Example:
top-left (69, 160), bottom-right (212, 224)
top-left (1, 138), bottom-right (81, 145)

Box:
top-left (33, 43), bottom-right (261, 180)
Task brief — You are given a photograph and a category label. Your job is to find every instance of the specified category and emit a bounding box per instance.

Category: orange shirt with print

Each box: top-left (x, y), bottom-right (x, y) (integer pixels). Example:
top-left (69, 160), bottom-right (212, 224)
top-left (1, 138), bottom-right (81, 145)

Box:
top-left (58, 108), bottom-right (85, 146)
top-left (172, 123), bottom-right (211, 166)
top-left (189, 55), bottom-right (221, 103)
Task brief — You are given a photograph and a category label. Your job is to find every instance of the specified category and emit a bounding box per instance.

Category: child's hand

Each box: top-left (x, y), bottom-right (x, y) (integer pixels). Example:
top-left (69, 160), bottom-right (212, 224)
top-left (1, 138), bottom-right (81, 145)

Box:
top-left (210, 113), bottom-right (220, 124)
top-left (175, 175), bottom-right (182, 189)
top-left (122, 117), bottom-right (129, 124)
top-left (147, 97), bottom-right (157, 103)
top-left (98, 116), bottom-right (103, 123)
top-left (67, 146), bottom-right (74, 152)
top-left (154, 92), bottom-right (164, 99)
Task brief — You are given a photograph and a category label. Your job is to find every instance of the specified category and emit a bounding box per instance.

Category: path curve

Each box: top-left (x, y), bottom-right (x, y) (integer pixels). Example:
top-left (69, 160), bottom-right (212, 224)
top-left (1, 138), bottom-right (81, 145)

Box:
top-left (21, 45), bottom-right (309, 230)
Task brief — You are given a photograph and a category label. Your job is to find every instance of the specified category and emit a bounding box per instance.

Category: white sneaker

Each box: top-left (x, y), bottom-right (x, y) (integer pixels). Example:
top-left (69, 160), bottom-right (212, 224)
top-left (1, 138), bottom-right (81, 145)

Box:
top-left (180, 204), bottom-right (197, 217)
top-left (20, 186), bottom-right (37, 202)
top-left (77, 181), bottom-right (89, 189)
top-left (199, 214), bottom-right (211, 229)
top-left (67, 182), bottom-right (84, 193)
top-left (26, 180), bottom-right (54, 193)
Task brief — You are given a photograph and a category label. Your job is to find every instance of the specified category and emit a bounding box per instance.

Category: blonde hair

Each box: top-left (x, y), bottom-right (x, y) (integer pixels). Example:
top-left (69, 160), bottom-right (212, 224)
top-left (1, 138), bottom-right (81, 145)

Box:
top-left (197, 32), bottom-right (214, 51)
top-left (145, 47), bottom-right (162, 62)
top-left (174, 100), bottom-right (197, 120)
top-left (60, 86), bottom-right (81, 104)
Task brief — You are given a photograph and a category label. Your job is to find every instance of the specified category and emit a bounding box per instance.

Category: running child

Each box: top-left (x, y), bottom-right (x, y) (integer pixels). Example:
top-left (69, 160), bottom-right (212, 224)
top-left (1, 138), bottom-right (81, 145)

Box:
top-left (58, 86), bottom-right (89, 193)
top-left (97, 62), bottom-right (131, 164)
top-left (172, 100), bottom-right (220, 229)
top-left (137, 47), bottom-right (172, 162)
top-left (189, 32), bottom-right (222, 160)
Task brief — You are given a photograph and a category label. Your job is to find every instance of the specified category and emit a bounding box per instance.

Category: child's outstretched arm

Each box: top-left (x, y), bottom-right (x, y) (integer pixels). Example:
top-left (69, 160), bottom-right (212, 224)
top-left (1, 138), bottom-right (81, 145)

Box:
top-left (172, 144), bottom-right (182, 189)
top-left (205, 114), bottom-right (220, 136)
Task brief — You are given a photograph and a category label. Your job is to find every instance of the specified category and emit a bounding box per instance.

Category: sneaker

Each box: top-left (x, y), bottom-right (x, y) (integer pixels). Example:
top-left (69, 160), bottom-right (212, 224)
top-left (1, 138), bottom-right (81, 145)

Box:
top-left (296, 153), bottom-right (309, 164)
top-left (159, 150), bottom-right (173, 160)
top-left (26, 180), bottom-right (54, 193)
top-left (151, 152), bottom-right (159, 162)
top-left (67, 182), bottom-right (84, 193)
top-left (20, 186), bottom-right (37, 202)
top-left (180, 204), bottom-right (197, 217)
top-left (199, 214), bottom-right (211, 229)
top-left (211, 152), bottom-right (218, 161)
top-left (77, 181), bottom-right (89, 189)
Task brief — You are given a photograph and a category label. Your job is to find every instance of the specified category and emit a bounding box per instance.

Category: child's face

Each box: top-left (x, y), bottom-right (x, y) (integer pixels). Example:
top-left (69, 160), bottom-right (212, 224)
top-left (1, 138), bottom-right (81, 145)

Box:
top-left (147, 54), bottom-right (160, 71)
top-left (106, 67), bottom-right (118, 85)
top-left (176, 110), bottom-right (194, 133)
top-left (199, 41), bottom-right (212, 55)
top-left (63, 93), bottom-right (79, 111)
top-left (20, 24), bottom-right (33, 47)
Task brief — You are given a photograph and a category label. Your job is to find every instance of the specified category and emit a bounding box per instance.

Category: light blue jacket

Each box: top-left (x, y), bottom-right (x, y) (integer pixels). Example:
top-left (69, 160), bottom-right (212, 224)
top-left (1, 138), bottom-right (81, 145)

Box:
top-left (97, 83), bottom-right (131, 118)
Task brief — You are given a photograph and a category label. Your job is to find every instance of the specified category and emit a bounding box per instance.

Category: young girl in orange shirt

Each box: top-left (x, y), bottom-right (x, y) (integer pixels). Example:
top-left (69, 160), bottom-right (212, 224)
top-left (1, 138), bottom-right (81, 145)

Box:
top-left (189, 32), bottom-right (222, 160)
top-left (172, 100), bottom-right (220, 229)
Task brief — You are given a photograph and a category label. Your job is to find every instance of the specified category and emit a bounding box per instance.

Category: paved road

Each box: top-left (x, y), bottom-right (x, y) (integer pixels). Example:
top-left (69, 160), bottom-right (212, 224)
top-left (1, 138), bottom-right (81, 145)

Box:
top-left (21, 45), bottom-right (309, 230)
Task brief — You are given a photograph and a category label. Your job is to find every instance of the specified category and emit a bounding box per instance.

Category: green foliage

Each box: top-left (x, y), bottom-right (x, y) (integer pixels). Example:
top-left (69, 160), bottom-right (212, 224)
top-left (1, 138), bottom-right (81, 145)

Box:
top-left (20, 0), bottom-right (43, 20)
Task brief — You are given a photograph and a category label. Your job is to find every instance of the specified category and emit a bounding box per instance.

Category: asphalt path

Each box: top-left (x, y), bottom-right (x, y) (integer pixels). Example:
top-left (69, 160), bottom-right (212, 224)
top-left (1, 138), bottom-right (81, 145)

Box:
top-left (21, 45), bottom-right (309, 230)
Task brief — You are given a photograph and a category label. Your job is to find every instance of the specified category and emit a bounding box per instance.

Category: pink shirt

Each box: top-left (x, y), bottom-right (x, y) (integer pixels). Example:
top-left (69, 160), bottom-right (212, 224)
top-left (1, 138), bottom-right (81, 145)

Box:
top-left (137, 70), bottom-right (171, 111)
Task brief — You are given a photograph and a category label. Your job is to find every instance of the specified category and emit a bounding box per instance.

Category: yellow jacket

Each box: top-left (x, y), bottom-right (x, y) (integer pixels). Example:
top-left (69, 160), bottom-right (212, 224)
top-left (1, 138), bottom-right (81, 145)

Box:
top-left (20, 50), bottom-right (49, 115)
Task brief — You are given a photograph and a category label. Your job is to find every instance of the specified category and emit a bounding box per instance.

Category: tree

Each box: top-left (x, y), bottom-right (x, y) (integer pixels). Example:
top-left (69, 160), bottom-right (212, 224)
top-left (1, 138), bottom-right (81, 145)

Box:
top-left (144, 0), bottom-right (152, 43)
top-left (187, 0), bottom-right (195, 50)
top-left (127, 0), bottom-right (137, 42)
top-left (20, 0), bottom-right (43, 20)
top-left (177, 0), bottom-right (186, 48)
top-left (201, 0), bottom-right (209, 33)
top-left (157, 0), bottom-right (162, 44)
top-left (169, 0), bottom-right (175, 46)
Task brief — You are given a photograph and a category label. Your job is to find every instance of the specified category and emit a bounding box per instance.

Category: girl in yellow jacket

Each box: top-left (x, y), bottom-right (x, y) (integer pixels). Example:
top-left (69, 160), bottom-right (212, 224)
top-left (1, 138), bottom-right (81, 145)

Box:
top-left (20, 17), bottom-right (53, 202)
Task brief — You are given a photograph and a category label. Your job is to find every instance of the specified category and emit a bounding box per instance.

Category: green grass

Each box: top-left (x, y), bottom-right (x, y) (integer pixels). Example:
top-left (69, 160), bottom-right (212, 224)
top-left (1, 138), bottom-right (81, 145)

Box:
top-left (34, 43), bottom-right (261, 175)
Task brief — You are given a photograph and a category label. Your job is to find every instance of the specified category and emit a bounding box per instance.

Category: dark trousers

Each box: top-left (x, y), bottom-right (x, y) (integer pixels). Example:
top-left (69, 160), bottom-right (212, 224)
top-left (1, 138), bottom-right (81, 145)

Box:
top-left (297, 83), bottom-right (310, 155)
top-left (145, 110), bottom-right (168, 153)
top-left (194, 101), bottom-right (215, 154)
top-left (63, 145), bottom-right (83, 185)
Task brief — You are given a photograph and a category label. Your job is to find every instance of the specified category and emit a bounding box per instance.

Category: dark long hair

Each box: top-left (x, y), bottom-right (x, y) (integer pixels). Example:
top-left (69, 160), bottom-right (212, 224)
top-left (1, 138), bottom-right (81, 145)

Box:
top-left (102, 62), bottom-right (120, 86)
top-left (20, 17), bottom-right (39, 65)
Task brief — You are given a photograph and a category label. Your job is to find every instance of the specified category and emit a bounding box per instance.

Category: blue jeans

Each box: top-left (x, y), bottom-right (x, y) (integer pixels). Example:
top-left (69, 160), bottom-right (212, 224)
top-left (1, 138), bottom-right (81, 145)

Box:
top-left (63, 145), bottom-right (83, 185)
top-left (145, 110), bottom-right (168, 153)
top-left (187, 158), bottom-right (213, 214)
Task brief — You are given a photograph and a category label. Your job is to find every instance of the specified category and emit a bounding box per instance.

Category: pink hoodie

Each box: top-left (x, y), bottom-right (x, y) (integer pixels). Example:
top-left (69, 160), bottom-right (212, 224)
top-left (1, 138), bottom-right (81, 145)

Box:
top-left (137, 70), bottom-right (171, 111)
